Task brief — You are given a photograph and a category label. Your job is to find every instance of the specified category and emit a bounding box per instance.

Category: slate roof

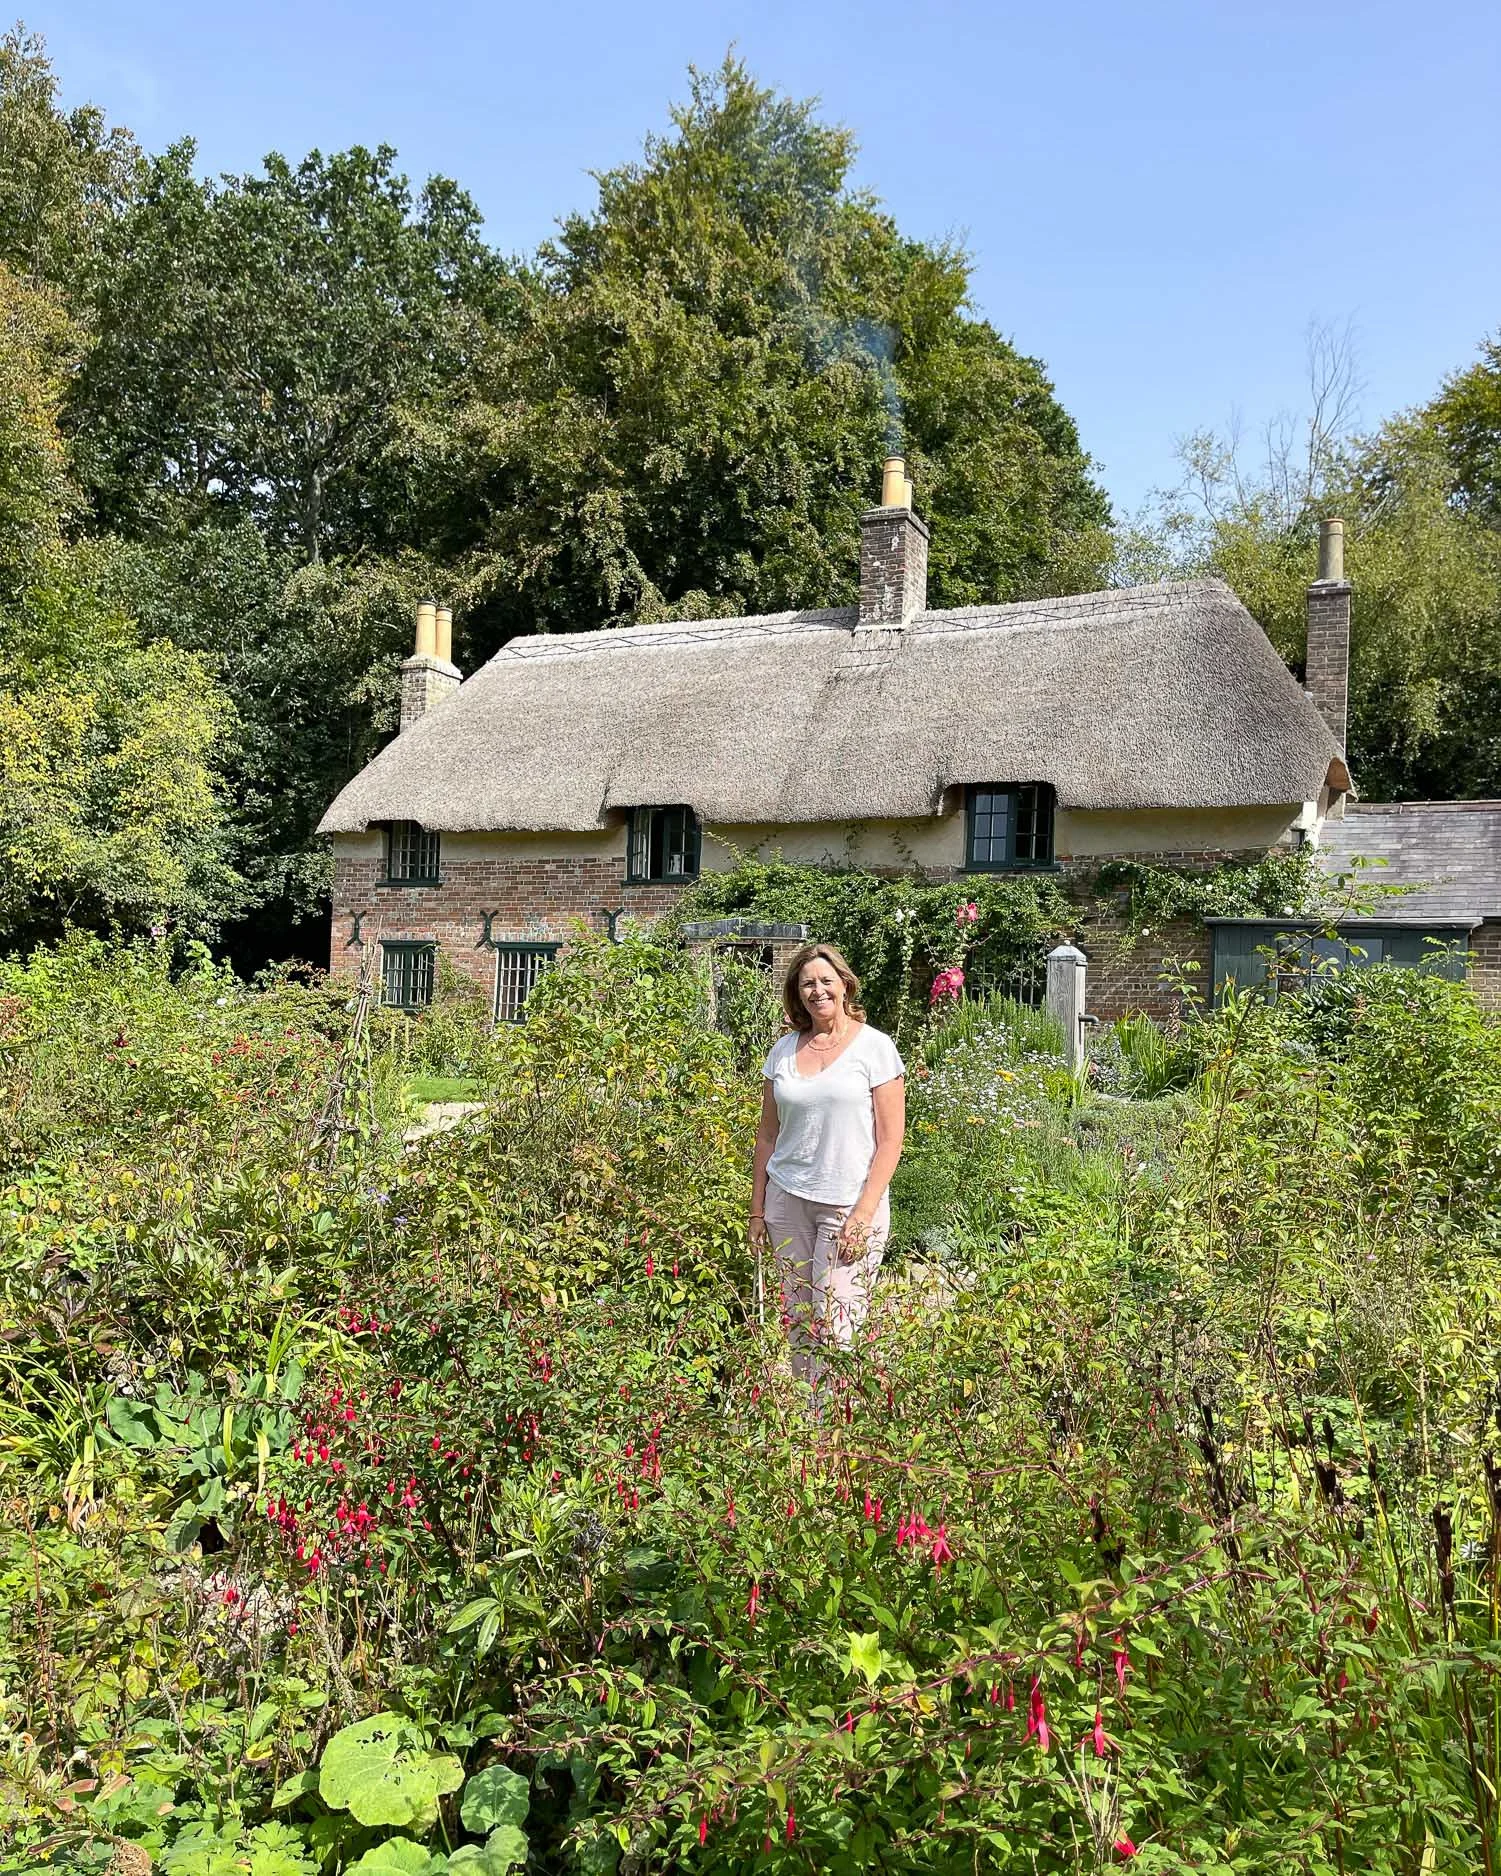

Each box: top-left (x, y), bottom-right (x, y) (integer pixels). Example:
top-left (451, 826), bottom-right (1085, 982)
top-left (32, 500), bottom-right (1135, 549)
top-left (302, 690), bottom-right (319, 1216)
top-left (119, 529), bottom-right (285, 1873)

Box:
top-left (319, 579), bottom-right (1350, 836)
top-left (1318, 802), bottom-right (1501, 923)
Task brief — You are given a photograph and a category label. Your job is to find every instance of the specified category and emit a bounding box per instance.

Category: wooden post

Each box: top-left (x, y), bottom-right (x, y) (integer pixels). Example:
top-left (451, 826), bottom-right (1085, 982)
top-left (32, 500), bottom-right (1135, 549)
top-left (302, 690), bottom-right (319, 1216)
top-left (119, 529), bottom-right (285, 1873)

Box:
top-left (1047, 943), bottom-right (1088, 1072)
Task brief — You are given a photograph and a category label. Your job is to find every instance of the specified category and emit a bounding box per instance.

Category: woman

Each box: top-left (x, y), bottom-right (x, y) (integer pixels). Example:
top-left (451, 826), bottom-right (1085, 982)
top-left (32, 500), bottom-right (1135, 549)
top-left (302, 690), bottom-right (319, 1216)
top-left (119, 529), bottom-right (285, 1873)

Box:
top-left (750, 942), bottom-right (906, 1378)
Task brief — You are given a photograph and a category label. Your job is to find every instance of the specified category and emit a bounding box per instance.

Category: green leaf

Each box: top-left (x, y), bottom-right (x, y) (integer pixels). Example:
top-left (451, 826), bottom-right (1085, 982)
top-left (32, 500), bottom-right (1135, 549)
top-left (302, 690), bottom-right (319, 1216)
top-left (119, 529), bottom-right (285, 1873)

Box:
top-left (106, 1397), bottom-right (160, 1448)
top-left (847, 1630), bottom-right (884, 1688)
top-left (459, 1765), bottom-right (529, 1834)
top-left (270, 1768), bottom-right (320, 1810)
top-left (319, 1714), bottom-right (463, 1828)
top-left (447, 1827), bottom-right (527, 1876)
top-left (346, 1840), bottom-right (440, 1876)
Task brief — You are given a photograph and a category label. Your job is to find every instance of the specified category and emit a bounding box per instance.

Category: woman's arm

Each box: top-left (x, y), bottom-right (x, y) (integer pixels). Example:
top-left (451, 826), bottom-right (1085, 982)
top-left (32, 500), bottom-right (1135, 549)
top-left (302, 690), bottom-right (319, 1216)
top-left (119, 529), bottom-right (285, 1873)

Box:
top-left (750, 1078), bottom-right (780, 1248)
top-left (840, 1075), bottom-right (906, 1256)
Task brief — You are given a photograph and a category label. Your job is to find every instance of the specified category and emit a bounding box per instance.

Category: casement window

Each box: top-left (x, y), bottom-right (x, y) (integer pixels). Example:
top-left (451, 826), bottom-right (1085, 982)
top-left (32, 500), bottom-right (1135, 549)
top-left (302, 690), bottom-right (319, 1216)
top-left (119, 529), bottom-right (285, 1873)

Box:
top-left (964, 784), bottom-right (1056, 871)
top-left (384, 821), bottom-right (440, 885)
top-left (380, 940), bottom-right (435, 1011)
top-left (493, 943), bottom-right (559, 1023)
top-left (627, 806), bottom-right (702, 884)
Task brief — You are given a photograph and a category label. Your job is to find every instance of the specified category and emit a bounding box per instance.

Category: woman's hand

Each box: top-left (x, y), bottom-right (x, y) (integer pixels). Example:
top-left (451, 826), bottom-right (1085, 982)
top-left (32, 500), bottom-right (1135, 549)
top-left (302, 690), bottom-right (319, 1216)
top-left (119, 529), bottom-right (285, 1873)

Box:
top-left (835, 1210), bottom-right (875, 1263)
top-left (749, 1212), bottom-right (770, 1257)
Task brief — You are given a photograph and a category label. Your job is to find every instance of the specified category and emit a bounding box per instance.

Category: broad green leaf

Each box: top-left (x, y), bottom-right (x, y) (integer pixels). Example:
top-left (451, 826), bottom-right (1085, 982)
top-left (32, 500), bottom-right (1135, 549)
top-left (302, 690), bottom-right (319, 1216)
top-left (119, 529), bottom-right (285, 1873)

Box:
top-left (446, 1826), bottom-right (527, 1876)
top-left (346, 1840), bottom-right (439, 1876)
top-left (459, 1765), bottom-right (530, 1834)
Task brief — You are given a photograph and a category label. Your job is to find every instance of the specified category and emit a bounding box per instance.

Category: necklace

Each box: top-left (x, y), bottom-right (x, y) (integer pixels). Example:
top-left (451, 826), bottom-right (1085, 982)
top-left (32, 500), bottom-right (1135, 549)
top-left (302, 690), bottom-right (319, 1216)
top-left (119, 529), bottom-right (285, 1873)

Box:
top-left (808, 1015), bottom-right (849, 1051)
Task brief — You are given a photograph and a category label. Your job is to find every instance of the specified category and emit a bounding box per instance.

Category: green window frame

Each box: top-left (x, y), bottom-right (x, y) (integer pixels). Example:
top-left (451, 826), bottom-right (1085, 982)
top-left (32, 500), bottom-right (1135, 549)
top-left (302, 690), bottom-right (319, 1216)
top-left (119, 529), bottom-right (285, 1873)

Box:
top-left (380, 940), bottom-right (435, 1011)
top-left (964, 784), bottom-right (1055, 871)
top-left (493, 942), bottom-right (559, 1023)
top-left (626, 806), bottom-right (702, 884)
top-left (383, 821), bottom-right (440, 886)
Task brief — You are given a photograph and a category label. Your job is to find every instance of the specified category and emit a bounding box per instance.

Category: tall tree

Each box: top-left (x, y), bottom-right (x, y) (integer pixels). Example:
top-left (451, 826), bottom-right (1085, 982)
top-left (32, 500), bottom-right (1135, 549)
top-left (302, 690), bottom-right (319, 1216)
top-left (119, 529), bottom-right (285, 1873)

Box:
top-left (69, 142), bottom-right (498, 560)
top-left (1427, 334), bottom-right (1501, 531)
top-left (0, 263), bottom-right (238, 946)
top-left (0, 25), bottom-right (142, 294)
top-left (429, 59), bottom-right (1111, 650)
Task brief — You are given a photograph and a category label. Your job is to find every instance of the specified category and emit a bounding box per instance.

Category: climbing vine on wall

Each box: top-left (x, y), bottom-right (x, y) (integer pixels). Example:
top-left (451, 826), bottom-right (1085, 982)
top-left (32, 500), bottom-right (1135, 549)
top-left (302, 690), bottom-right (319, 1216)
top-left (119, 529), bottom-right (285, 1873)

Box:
top-left (1089, 849), bottom-right (1325, 947)
top-left (670, 861), bottom-right (1078, 1028)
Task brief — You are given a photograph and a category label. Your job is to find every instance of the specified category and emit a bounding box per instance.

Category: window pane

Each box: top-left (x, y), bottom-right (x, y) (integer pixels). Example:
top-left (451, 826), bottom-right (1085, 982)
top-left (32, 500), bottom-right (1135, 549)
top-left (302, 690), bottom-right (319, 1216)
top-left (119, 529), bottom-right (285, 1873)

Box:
top-left (381, 943), bottom-right (434, 1009)
top-left (494, 945), bottom-right (556, 1022)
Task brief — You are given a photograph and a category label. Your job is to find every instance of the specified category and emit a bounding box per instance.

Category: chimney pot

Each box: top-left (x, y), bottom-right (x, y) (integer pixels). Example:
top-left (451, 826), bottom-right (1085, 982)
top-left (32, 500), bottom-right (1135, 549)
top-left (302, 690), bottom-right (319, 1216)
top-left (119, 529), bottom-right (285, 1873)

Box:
top-left (881, 455), bottom-right (908, 509)
top-left (401, 599), bottom-right (461, 732)
top-left (1317, 517), bottom-right (1345, 584)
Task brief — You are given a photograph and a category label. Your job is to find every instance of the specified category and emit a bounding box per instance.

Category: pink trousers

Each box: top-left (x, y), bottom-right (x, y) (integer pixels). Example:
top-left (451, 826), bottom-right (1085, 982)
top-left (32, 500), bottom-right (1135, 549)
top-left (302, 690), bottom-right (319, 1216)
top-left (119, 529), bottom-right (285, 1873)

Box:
top-left (764, 1181), bottom-right (889, 1369)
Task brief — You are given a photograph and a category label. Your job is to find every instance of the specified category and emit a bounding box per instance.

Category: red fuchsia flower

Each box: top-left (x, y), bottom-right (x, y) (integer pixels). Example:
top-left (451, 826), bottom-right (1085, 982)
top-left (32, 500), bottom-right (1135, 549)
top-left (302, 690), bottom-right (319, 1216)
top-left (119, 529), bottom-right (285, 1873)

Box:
top-left (1005, 1684), bottom-right (1016, 1712)
top-left (1114, 1840), bottom-right (1138, 1859)
top-left (645, 1253), bottom-right (654, 1278)
top-left (1365, 1604), bottom-right (1380, 1635)
top-left (863, 1490), bottom-right (883, 1525)
top-left (1090, 1710), bottom-right (1109, 1757)
top-left (1026, 1677), bottom-right (1050, 1751)
top-left (1113, 1638), bottom-right (1131, 1695)
top-left (698, 1817), bottom-right (708, 1846)
top-left (785, 1803), bottom-right (796, 1842)
top-left (725, 1491), bottom-right (737, 1528)
top-left (746, 1580), bottom-right (760, 1626)
top-left (930, 1525), bottom-right (955, 1573)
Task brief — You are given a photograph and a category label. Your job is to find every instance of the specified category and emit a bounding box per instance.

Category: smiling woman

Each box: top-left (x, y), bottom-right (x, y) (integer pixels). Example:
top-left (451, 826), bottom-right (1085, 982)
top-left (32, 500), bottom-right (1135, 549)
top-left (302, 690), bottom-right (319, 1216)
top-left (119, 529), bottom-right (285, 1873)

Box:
top-left (750, 942), bottom-right (907, 1381)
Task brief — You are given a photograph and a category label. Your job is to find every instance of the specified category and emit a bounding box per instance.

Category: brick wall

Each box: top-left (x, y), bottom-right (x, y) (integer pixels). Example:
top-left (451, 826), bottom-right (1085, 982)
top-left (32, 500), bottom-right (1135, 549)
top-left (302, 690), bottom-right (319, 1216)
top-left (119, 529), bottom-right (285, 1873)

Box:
top-left (330, 853), bottom-right (684, 1003)
top-left (1471, 921), bottom-right (1501, 1011)
top-left (331, 844), bottom-right (1498, 1022)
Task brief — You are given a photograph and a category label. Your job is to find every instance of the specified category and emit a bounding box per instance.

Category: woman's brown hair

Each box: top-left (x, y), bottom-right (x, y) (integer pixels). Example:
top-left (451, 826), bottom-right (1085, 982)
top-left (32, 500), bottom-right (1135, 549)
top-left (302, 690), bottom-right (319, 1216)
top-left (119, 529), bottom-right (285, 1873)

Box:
top-left (782, 942), bottom-right (865, 1033)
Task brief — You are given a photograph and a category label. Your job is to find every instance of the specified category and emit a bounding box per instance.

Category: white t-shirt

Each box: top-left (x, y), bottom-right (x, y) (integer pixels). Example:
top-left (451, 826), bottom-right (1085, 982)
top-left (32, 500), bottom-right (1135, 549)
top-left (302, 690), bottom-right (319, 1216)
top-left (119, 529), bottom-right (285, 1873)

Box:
top-left (762, 1023), bottom-right (906, 1206)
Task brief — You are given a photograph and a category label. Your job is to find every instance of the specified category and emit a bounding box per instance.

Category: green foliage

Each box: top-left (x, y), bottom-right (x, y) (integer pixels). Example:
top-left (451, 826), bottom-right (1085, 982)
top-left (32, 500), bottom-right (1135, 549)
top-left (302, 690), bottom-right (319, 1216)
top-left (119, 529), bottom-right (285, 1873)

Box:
top-left (439, 58), bottom-right (1111, 653)
top-left (675, 857), bottom-right (1077, 1030)
top-left (1092, 848), bottom-right (1325, 942)
top-left (4, 937), bottom-right (1501, 1871)
top-left (0, 25), bottom-right (143, 294)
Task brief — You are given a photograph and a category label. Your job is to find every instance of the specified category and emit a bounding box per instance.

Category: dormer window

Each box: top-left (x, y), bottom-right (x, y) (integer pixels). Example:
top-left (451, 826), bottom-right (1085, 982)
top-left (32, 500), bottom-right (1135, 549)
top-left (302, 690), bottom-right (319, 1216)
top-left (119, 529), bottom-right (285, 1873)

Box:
top-left (964, 784), bottom-right (1055, 871)
top-left (627, 806), bottom-right (701, 884)
top-left (384, 821), bottom-right (440, 885)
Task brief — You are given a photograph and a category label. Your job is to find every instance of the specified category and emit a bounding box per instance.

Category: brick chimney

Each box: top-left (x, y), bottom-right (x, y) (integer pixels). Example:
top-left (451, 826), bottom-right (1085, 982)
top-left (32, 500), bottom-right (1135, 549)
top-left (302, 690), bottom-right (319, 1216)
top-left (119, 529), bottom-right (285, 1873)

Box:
top-left (400, 600), bottom-right (461, 732)
top-left (859, 455), bottom-right (929, 626)
top-left (1305, 518), bottom-right (1350, 750)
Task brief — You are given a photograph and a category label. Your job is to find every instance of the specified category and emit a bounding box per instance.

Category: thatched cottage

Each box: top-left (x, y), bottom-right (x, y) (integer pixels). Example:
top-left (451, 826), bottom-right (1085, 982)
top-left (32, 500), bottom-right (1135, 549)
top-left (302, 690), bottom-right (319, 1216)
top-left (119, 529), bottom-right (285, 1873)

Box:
top-left (319, 458), bottom-right (1500, 1019)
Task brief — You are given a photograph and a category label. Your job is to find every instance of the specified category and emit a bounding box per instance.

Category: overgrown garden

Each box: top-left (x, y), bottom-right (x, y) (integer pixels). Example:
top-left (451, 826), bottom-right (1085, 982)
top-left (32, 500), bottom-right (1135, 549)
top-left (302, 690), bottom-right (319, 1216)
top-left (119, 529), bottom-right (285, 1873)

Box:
top-left (3, 929), bottom-right (1500, 1873)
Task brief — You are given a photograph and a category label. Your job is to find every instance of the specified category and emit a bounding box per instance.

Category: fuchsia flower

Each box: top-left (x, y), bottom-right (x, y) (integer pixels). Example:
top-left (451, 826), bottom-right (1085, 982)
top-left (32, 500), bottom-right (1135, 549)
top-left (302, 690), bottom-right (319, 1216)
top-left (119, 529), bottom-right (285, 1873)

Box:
top-left (1114, 1840), bottom-right (1138, 1859)
top-left (746, 1580), bottom-right (760, 1626)
top-left (1113, 1637), bottom-right (1131, 1694)
top-left (785, 1803), bottom-right (796, 1842)
top-left (930, 1525), bottom-right (955, 1572)
top-left (1026, 1677), bottom-right (1051, 1752)
top-left (863, 1490), bottom-right (883, 1525)
top-left (698, 1816), bottom-right (708, 1846)
top-left (1090, 1710), bottom-right (1109, 1757)
top-left (645, 1252), bottom-right (654, 1278)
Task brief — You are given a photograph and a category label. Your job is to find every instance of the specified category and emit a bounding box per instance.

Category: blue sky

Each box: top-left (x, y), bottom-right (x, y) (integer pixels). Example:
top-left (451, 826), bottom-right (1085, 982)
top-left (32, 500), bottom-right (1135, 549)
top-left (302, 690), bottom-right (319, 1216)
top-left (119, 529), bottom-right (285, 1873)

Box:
top-left (32, 0), bottom-right (1501, 520)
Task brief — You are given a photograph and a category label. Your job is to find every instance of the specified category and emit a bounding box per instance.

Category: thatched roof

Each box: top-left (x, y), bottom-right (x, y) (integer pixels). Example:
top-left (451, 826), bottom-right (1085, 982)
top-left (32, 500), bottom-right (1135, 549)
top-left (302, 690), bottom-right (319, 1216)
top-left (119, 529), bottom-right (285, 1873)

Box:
top-left (1318, 802), bottom-right (1501, 922)
top-left (319, 579), bottom-right (1350, 835)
